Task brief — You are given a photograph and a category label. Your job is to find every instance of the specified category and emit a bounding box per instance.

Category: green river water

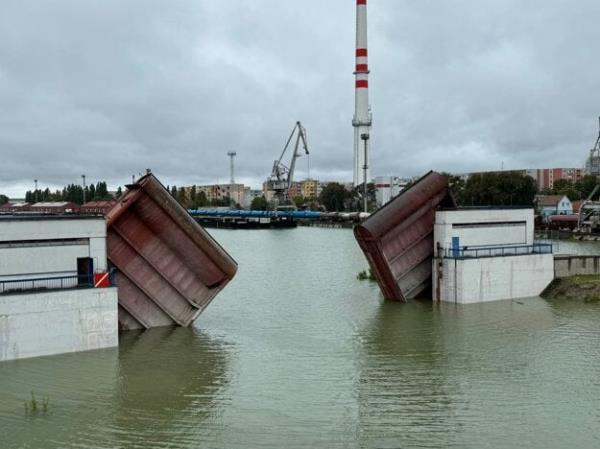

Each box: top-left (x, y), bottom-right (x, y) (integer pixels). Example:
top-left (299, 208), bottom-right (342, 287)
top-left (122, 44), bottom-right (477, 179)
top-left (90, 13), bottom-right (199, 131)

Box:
top-left (1, 228), bottom-right (600, 448)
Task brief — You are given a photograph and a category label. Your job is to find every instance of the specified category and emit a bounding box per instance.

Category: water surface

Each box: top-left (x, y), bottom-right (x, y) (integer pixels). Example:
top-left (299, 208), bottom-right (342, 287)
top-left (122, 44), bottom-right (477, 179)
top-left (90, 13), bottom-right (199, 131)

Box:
top-left (1, 228), bottom-right (599, 448)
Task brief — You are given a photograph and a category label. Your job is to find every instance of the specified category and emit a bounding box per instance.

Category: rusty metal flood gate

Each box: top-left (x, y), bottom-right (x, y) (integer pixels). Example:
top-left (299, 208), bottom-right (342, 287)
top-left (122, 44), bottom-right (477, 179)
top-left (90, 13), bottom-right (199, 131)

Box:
top-left (354, 171), bottom-right (456, 301)
top-left (106, 174), bottom-right (237, 330)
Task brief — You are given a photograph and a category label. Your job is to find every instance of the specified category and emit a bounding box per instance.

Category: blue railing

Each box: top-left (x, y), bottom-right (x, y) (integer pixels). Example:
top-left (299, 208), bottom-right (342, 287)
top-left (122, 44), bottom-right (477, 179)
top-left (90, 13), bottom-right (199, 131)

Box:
top-left (0, 274), bottom-right (94, 295)
top-left (444, 243), bottom-right (553, 259)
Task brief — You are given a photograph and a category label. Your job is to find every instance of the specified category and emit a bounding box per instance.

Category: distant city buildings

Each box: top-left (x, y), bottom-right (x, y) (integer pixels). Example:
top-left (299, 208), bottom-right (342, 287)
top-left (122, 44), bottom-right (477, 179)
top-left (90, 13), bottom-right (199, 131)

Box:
top-left (464, 168), bottom-right (585, 192)
top-left (184, 183), bottom-right (253, 208)
top-left (300, 179), bottom-right (319, 200)
top-left (525, 168), bottom-right (583, 191)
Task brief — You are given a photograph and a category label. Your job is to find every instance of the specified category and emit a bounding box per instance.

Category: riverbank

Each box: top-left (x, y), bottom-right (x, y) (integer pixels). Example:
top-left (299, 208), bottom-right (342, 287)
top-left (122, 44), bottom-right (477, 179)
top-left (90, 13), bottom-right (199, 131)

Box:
top-left (541, 275), bottom-right (600, 302)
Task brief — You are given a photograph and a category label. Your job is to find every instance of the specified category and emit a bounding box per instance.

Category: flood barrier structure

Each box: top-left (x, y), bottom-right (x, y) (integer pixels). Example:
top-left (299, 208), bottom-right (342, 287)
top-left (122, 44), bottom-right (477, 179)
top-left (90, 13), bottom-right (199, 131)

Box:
top-left (106, 174), bottom-right (237, 330)
top-left (354, 171), bottom-right (456, 301)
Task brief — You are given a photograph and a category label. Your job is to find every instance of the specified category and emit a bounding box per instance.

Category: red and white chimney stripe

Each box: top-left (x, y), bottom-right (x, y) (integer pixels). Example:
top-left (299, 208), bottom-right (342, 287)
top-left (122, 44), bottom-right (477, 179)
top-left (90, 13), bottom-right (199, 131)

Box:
top-left (353, 0), bottom-right (372, 186)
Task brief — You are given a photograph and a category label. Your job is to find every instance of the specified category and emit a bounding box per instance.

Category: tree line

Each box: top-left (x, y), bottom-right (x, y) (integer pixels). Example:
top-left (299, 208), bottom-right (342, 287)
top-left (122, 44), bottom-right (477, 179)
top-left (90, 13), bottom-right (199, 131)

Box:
top-left (5, 172), bottom-right (598, 212)
top-left (22, 181), bottom-right (120, 205)
top-left (449, 172), bottom-right (599, 207)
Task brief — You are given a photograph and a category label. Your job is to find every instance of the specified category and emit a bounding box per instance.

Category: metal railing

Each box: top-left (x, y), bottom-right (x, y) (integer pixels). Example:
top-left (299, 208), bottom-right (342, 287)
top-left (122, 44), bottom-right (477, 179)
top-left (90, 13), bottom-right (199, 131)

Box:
top-left (0, 274), bottom-right (94, 295)
top-left (444, 243), bottom-right (553, 259)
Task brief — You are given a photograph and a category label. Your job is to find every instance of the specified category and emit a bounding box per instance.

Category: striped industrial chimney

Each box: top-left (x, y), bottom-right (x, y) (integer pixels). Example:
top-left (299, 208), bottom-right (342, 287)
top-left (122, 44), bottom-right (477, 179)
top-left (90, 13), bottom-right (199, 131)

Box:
top-left (352, 0), bottom-right (372, 187)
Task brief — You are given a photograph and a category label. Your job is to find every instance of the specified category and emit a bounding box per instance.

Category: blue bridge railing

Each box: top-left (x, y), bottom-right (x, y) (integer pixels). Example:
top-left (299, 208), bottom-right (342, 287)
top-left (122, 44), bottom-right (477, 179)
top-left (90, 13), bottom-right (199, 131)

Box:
top-left (444, 243), bottom-right (553, 259)
top-left (0, 274), bottom-right (94, 295)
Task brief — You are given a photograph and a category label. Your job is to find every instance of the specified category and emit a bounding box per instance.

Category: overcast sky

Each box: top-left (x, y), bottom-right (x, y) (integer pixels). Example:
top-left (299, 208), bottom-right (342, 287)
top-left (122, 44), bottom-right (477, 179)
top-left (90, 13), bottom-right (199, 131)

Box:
top-left (1, 0), bottom-right (599, 197)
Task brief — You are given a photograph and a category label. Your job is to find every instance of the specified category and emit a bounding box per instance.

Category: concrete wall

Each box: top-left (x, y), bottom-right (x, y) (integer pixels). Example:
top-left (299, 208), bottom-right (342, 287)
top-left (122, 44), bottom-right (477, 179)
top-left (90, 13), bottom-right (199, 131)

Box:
top-left (434, 209), bottom-right (534, 252)
top-left (554, 255), bottom-right (600, 278)
top-left (433, 253), bottom-right (554, 304)
top-left (0, 287), bottom-right (118, 362)
top-left (0, 217), bottom-right (107, 280)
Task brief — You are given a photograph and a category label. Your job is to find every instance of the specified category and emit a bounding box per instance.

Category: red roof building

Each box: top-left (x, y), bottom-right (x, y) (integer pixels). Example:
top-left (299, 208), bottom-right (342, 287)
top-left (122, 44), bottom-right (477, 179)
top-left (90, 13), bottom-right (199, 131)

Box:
top-left (29, 202), bottom-right (80, 214)
top-left (80, 200), bottom-right (117, 215)
top-left (0, 202), bottom-right (31, 213)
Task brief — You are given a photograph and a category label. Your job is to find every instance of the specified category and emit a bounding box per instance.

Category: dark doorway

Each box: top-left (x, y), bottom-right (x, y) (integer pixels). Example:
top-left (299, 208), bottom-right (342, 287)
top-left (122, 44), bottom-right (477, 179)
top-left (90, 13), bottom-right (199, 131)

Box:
top-left (77, 257), bottom-right (94, 286)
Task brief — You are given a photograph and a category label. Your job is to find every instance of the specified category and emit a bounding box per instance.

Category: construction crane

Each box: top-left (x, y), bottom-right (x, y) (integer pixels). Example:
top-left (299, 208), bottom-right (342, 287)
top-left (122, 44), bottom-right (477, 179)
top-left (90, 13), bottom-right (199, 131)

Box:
top-left (585, 116), bottom-right (600, 176)
top-left (578, 117), bottom-right (600, 233)
top-left (266, 121), bottom-right (309, 208)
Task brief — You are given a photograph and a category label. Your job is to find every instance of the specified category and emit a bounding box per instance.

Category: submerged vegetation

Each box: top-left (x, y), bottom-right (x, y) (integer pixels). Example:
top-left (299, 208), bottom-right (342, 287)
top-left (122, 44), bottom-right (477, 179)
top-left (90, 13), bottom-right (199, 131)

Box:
top-left (357, 268), bottom-right (377, 282)
top-left (24, 392), bottom-right (49, 417)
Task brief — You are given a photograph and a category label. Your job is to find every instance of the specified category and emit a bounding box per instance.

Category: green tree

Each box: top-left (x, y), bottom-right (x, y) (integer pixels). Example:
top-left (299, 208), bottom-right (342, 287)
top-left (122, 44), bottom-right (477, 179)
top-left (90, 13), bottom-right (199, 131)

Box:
top-left (94, 181), bottom-right (110, 199)
top-left (116, 186), bottom-right (123, 198)
top-left (292, 196), bottom-right (306, 208)
top-left (250, 196), bottom-right (269, 210)
top-left (550, 179), bottom-right (579, 200)
top-left (196, 191), bottom-right (208, 208)
top-left (89, 183), bottom-right (96, 200)
top-left (446, 174), bottom-right (466, 203)
top-left (461, 172), bottom-right (536, 206)
top-left (176, 187), bottom-right (189, 207)
top-left (0, 194), bottom-right (8, 205)
top-left (575, 175), bottom-right (599, 200)
top-left (319, 182), bottom-right (350, 211)
top-left (189, 186), bottom-right (197, 208)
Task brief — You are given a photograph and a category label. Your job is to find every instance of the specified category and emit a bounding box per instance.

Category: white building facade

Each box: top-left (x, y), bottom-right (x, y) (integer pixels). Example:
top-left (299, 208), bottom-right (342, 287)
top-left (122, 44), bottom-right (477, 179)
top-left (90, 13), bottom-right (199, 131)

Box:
top-left (375, 176), bottom-right (409, 208)
top-left (432, 209), bottom-right (554, 304)
top-left (0, 216), bottom-right (117, 361)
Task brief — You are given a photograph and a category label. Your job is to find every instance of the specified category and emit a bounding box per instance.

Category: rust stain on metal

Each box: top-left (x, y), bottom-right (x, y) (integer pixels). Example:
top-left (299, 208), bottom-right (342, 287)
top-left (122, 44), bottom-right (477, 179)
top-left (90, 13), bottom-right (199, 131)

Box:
top-left (106, 173), bottom-right (237, 329)
top-left (354, 171), bottom-right (456, 301)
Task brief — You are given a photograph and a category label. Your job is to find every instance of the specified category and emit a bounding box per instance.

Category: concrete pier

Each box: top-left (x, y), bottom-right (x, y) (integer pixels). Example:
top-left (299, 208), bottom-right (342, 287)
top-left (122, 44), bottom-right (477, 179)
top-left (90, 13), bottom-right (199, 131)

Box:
top-left (0, 288), bottom-right (118, 362)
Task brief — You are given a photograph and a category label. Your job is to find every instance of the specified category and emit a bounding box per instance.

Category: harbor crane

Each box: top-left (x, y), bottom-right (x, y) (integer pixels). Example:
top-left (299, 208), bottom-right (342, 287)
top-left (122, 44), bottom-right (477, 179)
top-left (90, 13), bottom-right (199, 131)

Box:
top-left (578, 116), bottom-right (600, 232)
top-left (266, 121), bottom-right (309, 208)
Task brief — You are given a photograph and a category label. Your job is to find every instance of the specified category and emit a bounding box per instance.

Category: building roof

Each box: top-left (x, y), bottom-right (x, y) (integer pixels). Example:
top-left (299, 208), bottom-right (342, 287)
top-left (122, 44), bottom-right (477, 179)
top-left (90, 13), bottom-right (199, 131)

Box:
top-left (0, 202), bottom-right (30, 209)
top-left (81, 200), bottom-right (116, 208)
top-left (535, 195), bottom-right (569, 207)
top-left (30, 202), bottom-right (81, 209)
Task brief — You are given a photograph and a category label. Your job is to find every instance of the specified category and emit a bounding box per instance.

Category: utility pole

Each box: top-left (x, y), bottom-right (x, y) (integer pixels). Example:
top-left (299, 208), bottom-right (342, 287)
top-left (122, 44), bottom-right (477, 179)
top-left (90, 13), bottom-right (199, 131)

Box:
top-left (227, 151), bottom-right (237, 184)
top-left (82, 174), bottom-right (86, 204)
top-left (361, 133), bottom-right (370, 213)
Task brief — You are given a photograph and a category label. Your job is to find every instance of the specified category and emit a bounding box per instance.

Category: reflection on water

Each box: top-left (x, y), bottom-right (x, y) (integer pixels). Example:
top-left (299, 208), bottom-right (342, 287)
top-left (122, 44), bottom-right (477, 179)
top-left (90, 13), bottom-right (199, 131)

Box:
top-left (356, 297), bottom-right (600, 449)
top-left (356, 301), bottom-right (457, 448)
top-left (112, 327), bottom-right (230, 448)
top-left (0, 327), bottom-right (229, 449)
top-left (1, 229), bottom-right (600, 448)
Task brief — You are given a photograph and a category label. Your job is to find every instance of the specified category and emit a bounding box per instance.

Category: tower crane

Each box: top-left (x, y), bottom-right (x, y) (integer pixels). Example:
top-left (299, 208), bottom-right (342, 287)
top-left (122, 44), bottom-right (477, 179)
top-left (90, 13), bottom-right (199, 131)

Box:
top-left (266, 121), bottom-right (309, 208)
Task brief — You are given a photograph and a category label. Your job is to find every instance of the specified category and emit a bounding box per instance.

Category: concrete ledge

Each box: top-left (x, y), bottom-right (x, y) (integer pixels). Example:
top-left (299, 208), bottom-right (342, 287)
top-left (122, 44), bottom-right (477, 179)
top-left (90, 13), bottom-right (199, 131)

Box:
top-left (0, 287), bottom-right (118, 362)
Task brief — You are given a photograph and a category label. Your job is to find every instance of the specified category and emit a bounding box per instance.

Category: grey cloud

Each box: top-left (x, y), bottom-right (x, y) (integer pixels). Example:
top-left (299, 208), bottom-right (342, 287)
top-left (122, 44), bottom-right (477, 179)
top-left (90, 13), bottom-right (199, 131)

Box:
top-left (1, 0), bottom-right (599, 197)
